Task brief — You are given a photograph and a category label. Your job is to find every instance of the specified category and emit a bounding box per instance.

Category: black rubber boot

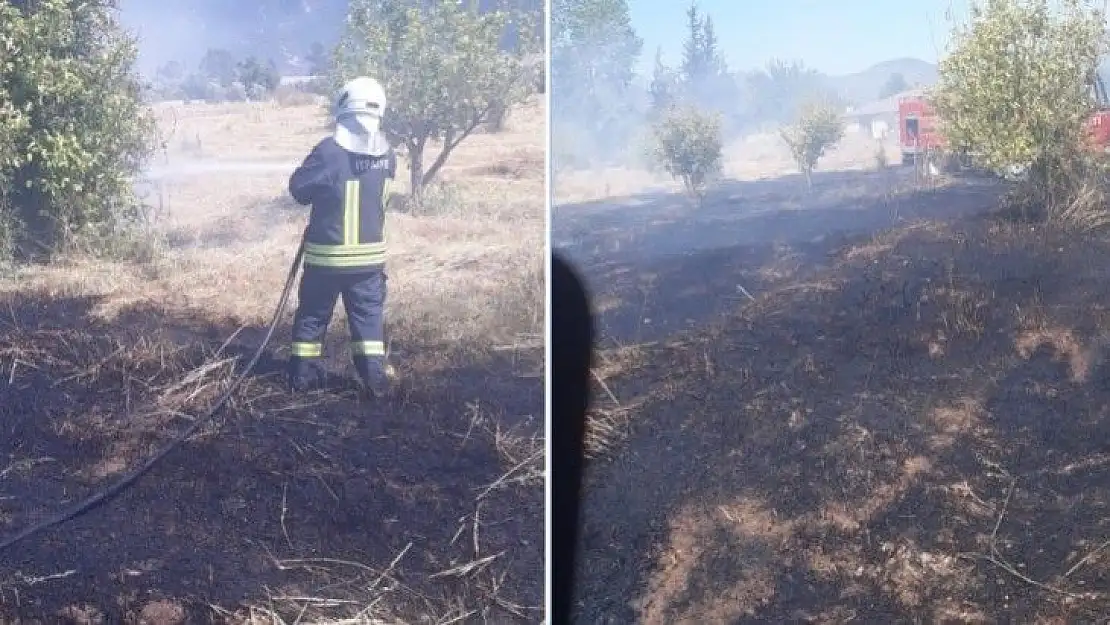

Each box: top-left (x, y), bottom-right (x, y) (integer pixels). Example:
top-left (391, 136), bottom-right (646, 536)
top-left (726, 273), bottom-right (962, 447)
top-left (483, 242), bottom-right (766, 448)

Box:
top-left (354, 357), bottom-right (391, 398)
top-left (288, 358), bottom-right (325, 392)
top-left (361, 368), bottom-right (390, 398)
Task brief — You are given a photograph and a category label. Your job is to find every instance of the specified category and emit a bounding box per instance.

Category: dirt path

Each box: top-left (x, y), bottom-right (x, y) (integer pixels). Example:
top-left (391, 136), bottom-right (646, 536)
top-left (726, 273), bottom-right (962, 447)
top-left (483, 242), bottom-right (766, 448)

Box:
top-left (142, 159), bottom-right (301, 181)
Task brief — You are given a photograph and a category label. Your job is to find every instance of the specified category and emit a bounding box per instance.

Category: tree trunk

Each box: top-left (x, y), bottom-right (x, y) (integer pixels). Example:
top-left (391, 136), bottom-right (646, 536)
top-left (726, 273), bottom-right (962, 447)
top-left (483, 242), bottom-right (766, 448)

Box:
top-left (408, 142), bottom-right (425, 210)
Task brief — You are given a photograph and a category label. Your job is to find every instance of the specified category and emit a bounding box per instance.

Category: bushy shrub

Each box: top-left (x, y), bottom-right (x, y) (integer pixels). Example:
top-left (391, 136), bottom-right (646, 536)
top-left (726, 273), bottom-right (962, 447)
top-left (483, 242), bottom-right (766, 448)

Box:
top-left (649, 104), bottom-right (723, 204)
top-left (0, 1), bottom-right (157, 262)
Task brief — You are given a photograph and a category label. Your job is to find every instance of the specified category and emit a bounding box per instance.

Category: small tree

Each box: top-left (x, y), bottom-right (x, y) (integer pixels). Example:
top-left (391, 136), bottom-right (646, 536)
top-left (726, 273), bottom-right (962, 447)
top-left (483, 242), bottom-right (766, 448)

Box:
top-left (933, 0), bottom-right (1109, 226)
top-left (335, 0), bottom-right (538, 204)
top-left (156, 60), bottom-right (184, 84)
top-left (236, 56), bottom-right (280, 96)
top-left (181, 72), bottom-right (209, 101)
top-left (0, 0), bottom-right (156, 261)
top-left (747, 59), bottom-right (835, 126)
top-left (199, 48), bottom-right (238, 88)
top-left (306, 42), bottom-right (329, 75)
top-left (780, 98), bottom-right (845, 188)
top-left (650, 104), bottom-right (723, 205)
top-left (153, 60), bottom-right (185, 100)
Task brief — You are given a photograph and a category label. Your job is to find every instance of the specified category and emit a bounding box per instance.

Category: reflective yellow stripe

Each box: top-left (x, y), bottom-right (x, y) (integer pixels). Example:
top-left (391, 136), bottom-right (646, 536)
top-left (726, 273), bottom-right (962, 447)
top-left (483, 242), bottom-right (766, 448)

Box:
top-left (344, 179), bottom-right (360, 246)
top-left (351, 340), bottom-right (385, 356)
top-left (382, 178), bottom-right (392, 207)
top-left (304, 254), bottom-right (386, 268)
top-left (291, 342), bottom-right (323, 357)
top-left (304, 242), bottom-right (385, 255)
top-left (303, 242), bottom-right (385, 267)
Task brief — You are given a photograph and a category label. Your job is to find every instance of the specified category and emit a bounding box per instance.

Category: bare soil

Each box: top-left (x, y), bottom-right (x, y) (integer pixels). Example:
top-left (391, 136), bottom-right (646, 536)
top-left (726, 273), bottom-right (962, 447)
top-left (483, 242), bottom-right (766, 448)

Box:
top-left (556, 166), bottom-right (1110, 623)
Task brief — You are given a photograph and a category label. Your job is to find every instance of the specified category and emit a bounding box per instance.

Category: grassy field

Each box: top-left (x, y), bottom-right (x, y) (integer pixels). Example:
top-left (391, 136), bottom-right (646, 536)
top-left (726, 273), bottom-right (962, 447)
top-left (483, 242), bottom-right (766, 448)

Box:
top-left (555, 130), bottom-right (1110, 623)
top-left (0, 96), bottom-right (545, 624)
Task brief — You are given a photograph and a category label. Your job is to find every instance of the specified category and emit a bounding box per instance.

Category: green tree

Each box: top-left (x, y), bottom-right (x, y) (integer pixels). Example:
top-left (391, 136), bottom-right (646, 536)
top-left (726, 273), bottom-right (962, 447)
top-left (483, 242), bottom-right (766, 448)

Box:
top-left (236, 56), bottom-right (280, 94)
top-left (650, 103), bottom-right (723, 205)
top-left (199, 48), bottom-right (237, 87)
top-left (747, 59), bottom-right (833, 125)
top-left (0, 0), bottom-right (156, 261)
top-left (306, 41), bottom-right (329, 75)
top-left (671, 3), bottom-right (735, 130)
top-left (649, 47), bottom-right (679, 115)
top-left (335, 0), bottom-right (538, 203)
top-left (679, 3), bottom-right (725, 90)
top-left (151, 60), bottom-right (185, 101)
top-left (933, 0), bottom-right (1109, 226)
top-left (156, 60), bottom-right (184, 84)
top-left (181, 72), bottom-right (210, 101)
top-left (551, 0), bottom-right (643, 166)
top-left (780, 98), bottom-right (845, 188)
top-left (680, 3), bottom-right (707, 85)
top-left (878, 72), bottom-right (909, 98)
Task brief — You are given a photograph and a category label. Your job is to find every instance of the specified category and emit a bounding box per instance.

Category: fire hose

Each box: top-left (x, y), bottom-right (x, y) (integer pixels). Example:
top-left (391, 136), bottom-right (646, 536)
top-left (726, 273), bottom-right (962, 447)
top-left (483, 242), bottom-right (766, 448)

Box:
top-left (0, 233), bottom-right (307, 553)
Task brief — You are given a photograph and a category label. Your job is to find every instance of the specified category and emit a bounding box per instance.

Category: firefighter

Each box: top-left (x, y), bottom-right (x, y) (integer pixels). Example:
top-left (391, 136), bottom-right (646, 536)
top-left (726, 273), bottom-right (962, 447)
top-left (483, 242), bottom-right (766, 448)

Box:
top-left (286, 76), bottom-right (396, 397)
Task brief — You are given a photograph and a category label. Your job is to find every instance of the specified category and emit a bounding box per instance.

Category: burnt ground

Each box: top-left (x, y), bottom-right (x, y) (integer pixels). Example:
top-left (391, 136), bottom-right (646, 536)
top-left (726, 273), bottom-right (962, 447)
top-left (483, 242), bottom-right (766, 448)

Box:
top-left (555, 168), bottom-right (1110, 623)
top-left (0, 293), bottom-right (544, 623)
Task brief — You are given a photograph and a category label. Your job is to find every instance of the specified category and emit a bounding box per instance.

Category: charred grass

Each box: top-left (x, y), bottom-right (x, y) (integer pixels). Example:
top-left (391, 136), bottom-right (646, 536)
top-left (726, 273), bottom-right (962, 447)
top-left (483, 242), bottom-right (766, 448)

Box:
top-left (0, 98), bottom-right (545, 624)
top-left (576, 211), bottom-right (1110, 623)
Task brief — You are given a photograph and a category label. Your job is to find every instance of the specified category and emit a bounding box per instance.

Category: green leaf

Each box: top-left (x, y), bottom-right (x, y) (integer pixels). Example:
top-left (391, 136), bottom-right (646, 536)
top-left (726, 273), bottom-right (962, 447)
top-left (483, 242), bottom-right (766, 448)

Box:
top-left (335, 0), bottom-right (539, 194)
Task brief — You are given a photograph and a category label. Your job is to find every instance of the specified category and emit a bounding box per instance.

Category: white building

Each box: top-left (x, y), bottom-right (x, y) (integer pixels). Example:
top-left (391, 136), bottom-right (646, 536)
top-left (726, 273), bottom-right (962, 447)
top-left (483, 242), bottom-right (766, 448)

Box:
top-left (842, 88), bottom-right (925, 141)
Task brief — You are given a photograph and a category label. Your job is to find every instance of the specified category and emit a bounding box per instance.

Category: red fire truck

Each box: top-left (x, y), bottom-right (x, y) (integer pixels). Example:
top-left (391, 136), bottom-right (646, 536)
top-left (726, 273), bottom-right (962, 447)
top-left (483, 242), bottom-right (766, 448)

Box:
top-left (897, 76), bottom-right (1110, 168)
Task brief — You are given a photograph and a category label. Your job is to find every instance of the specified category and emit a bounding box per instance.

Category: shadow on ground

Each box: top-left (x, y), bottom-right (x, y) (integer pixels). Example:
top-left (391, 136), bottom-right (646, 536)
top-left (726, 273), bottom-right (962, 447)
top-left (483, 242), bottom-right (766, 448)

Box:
top-left (561, 170), bottom-right (1110, 623)
top-left (0, 292), bottom-right (543, 624)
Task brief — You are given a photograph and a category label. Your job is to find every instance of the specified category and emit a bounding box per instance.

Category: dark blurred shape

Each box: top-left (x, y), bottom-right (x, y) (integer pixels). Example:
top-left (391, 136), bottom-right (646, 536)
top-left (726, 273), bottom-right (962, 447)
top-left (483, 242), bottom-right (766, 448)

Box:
top-left (551, 252), bottom-right (593, 625)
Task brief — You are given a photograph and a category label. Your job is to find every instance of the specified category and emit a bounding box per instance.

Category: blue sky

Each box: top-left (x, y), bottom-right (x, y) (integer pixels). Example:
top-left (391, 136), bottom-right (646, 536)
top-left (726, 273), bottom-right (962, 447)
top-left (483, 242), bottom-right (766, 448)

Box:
top-left (631, 0), bottom-right (974, 76)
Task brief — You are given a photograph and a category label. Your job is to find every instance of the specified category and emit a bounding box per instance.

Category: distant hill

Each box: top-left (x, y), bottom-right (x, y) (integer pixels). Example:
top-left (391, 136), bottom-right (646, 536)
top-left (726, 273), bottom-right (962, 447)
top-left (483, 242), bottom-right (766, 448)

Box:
top-left (826, 57), bottom-right (1110, 105)
top-left (824, 57), bottom-right (939, 104)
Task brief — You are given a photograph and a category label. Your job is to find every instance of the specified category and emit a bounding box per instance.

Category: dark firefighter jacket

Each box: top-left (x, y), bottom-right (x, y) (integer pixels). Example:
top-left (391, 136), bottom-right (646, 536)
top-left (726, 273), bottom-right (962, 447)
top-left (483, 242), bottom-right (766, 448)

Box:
top-left (288, 137), bottom-right (396, 273)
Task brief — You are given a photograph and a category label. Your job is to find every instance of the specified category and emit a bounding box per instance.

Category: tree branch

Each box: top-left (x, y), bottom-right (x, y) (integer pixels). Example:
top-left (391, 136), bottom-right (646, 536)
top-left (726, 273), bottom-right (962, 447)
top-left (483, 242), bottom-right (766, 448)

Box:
top-left (421, 101), bottom-right (497, 187)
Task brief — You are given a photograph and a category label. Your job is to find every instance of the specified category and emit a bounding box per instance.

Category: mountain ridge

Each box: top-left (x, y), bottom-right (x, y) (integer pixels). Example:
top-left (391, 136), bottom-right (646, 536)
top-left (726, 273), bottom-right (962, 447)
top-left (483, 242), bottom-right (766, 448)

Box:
top-left (822, 57), bottom-right (939, 104)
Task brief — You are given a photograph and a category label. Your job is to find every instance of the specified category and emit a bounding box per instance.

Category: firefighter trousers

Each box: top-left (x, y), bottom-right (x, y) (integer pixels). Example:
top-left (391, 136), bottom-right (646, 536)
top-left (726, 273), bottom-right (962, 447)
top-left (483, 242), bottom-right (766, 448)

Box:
top-left (288, 267), bottom-right (387, 387)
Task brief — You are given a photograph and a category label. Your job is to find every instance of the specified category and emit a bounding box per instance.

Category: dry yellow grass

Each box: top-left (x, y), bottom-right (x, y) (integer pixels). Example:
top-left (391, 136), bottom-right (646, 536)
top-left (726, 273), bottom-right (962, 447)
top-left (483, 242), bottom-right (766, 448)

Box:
top-left (553, 129), bottom-right (902, 205)
top-left (5, 96), bottom-right (545, 370)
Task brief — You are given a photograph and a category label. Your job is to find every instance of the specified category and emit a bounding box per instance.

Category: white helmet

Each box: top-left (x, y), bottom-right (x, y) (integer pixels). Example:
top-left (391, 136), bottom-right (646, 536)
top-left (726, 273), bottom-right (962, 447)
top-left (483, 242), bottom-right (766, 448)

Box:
top-left (333, 76), bottom-right (391, 157)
